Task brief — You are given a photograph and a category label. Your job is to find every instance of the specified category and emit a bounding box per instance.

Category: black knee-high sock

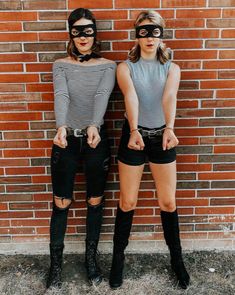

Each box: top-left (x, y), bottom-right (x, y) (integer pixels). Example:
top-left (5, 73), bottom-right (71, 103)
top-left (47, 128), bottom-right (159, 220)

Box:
top-left (50, 203), bottom-right (70, 247)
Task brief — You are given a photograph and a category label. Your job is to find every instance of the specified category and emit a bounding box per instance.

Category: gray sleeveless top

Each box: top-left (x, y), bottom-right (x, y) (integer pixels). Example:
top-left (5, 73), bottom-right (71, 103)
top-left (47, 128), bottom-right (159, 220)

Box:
top-left (125, 57), bottom-right (171, 128)
top-left (53, 61), bottom-right (116, 129)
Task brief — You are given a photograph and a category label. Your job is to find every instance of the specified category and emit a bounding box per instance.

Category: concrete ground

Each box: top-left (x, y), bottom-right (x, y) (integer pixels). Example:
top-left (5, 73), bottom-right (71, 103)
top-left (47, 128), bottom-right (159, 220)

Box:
top-left (0, 251), bottom-right (234, 295)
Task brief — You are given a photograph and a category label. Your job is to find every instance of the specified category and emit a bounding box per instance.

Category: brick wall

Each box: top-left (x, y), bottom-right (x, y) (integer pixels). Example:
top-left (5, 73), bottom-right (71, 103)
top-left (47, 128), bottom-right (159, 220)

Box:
top-left (0, 0), bottom-right (234, 253)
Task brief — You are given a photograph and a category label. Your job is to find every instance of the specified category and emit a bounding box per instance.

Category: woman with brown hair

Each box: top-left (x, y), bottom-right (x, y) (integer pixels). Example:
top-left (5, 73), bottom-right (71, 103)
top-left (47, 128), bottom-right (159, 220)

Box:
top-left (47, 7), bottom-right (116, 289)
top-left (109, 10), bottom-right (190, 290)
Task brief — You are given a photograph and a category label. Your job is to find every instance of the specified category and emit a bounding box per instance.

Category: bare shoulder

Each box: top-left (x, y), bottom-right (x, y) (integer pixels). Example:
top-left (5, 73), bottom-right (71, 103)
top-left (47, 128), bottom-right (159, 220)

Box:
top-left (169, 62), bottom-right (180, 74)
top-left (117, 61), bottom-right (130, 73)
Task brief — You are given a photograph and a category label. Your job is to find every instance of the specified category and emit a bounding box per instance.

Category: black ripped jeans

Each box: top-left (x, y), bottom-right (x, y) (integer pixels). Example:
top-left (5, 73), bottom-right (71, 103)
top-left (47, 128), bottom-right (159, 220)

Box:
top-left (50, 125), bottom-right (110, 246)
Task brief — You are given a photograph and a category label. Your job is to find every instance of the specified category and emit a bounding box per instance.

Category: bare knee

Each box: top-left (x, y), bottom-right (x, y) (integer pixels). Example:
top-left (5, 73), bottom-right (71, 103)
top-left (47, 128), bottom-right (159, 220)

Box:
top-left (87, 196), bottom-right (103, 206)
top-left (54, 196), bottom-right (72, 209)
top-left (120, 198), bottom-right (137, 212)
top-left (159, 199), bottom-right (176, 212)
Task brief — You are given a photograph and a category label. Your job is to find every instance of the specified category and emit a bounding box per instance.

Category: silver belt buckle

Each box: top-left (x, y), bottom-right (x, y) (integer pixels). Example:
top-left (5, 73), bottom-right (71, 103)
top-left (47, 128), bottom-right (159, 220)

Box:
top-left (73, 128), bottom-right (83, 137)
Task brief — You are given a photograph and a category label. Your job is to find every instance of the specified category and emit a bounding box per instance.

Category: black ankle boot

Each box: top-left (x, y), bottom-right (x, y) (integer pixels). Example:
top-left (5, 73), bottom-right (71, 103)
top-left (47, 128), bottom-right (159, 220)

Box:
top-left (161, 210), bottom-right (190, 289)
top-left (46, 244), bottom-right (64, 289)
top-left (109, 205), bottom-right (134, 289)
top-left (85, 240), bottom-right (103, 285)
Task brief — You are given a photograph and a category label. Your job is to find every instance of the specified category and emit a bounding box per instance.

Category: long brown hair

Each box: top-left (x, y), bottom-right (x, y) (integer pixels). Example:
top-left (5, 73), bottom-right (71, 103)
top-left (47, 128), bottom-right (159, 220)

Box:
top-left (128, 10), bottom-right (170, 64)
top-left (67, 8), bottom-right (101, 60)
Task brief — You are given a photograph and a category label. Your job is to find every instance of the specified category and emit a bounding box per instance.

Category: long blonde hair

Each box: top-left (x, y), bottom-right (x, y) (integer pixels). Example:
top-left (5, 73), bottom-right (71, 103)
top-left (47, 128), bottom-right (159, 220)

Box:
top-left (128, 10), bottom-right (170, 64)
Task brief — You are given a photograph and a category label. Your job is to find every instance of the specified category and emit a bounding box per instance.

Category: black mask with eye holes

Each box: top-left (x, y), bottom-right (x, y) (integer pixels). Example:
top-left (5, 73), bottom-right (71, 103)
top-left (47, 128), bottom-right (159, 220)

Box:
top-left (136, 24), bottom-right (163, 39)
top-left (70, 24), bottom-right (97, 39)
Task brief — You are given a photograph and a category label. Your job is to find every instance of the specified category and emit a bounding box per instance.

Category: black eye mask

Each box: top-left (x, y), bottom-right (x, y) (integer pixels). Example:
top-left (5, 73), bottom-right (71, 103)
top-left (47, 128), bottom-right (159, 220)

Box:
top-left (70, 24), bottom-right (97, 38)
top-left (136, 24), bottom-right (163, 39)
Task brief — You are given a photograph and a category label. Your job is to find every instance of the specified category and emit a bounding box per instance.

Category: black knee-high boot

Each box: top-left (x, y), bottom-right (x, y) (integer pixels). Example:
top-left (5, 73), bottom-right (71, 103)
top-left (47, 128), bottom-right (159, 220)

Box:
top-left (47, 202), bottom-right (70, 289)
top-left (109, 205), bottom-right (134, 289)
top-left (161, 209), bottom-right (190, 289)
top-left (85, 197), bottom-right (104, 286)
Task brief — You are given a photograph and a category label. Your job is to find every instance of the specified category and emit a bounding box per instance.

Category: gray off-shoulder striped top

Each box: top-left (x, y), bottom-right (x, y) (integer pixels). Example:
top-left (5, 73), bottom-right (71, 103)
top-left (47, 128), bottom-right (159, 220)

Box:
top-left (53, 61), bottom-right (116, 129)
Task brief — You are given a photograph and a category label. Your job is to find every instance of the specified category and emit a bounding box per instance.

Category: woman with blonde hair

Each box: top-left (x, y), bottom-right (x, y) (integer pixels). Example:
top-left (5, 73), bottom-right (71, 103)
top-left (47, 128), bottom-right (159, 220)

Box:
top-left (109, 10), bottom-right (190, 289)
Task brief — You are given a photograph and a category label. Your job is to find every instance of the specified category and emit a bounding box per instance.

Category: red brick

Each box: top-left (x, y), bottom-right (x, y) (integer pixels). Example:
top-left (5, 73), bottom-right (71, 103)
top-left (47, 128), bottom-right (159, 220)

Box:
top-left (166, 19), bottom-right (204, 28)
top-left (0, 84), bottom-right (24, 92)
top-left (26, 63), bottom-right (52, 72)
top-left (199, 172), bottom-right (235, 180)
top-left (195, 207), bottom-right (234, 214)
top-left (94, 10), bottom-right (128, 19)
top-left (4, 149), bottom-right (45, 158)
top-left (0, 141), bottom-right (28, 149)
top-left (0, 103), bottom-right (27, 111)
top-left (181, 71), bottom-right (217, 80)
top-left (10, 202), bottom-right (48, 210)
top-left (174, 50), bottom-right (217, 60)
top-left (177, 164), bottom-right (212, 172)
top-left (222, 30), bottom-right (235, 38)
top-left (198, 189), bottom-right (235, 197)
top-left (204, 61), bottom-right (235, 69)
top-left (0, 53), bottom-right (37, 62)
top-left (173, 61), bottom-right (201, 69)
top-left (0, 74), bottom-right (39, 83)
top-left (201, 99), bottom-right (235, 108)
top-left (39, 32), bottom-right (68, 41)
top-left (26, 83), bottom-right (53, 92)
top-left (216, 90), bottom-right (235, 98)
top-left (115, 0), bottom-right (159, 8)
top-left (0, 64), bottom-right (23, 72)
top-left (0, 122), bottom-right (28, 130)
top-left (6, 167), bottom-right (45, 175)
top-left (178, 90), bottom-right (213, 99)
top-left (0, 113), bottom-right (42, 121)
top-left (177, 155), bottom-right (198, 163)
top-left (167, 40), bottom-right (203, 49)
top-left (130, 10), bottom-right (174, 19)
top-left (175, 118), bottom-right (198, 127)
top-left (176, 29), bottom-right (219, 39)
top-left (223, 9), bottom-right (235, 18)
top-left (23, 0), bottom-right (66, 10)
top-left (69, 0), bottom-right (113, 9)
top-left (201, 137), bottom-right (235, 145)
top-left (201, 80), bottom-right (235, 89)
top-left (214, 146), bottom-right (235, 154)
top-left (209, 0), bottom-right (235, 7)
top-left (176, 9), bottom-right (221, 18)
top-left (163, 0), bottom-right (206, 7)
top-left (0, 22), bottom-right (22, 31)
top-left (0, 33), bottom-right (38, 42)
top-left (175, 128), bottom-right (214, 136)
top-left (0, 159), bottom-right (29, 167)
top-left (4, 131), bottom-right (44, 140)
top-left (32, 176), bottom-right (51, 183)
top-left (0, 12), bottom-right (37, 21)
top-left (98, 31), bottom-right (128, 41)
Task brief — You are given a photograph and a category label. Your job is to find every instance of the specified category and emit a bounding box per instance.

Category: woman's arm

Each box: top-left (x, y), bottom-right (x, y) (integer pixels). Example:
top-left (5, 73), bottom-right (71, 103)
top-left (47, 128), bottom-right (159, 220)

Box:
top-left (117, 62), bottom-right (144, 150)
top-left (53, 62), bottom-right (70, 148)
top-left (162, 62), bottom-right (180, 150)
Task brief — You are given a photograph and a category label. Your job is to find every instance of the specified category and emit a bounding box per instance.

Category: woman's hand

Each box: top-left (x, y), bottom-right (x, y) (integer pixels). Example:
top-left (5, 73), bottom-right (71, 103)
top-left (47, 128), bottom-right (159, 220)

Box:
top-left (53, 126), bottom-right (67, 148)
top-left (87, 126), bottom-right (101, 148)
top-left (162, 128), bottom-right (179, 150)
top-left (128, 130), bottom-right (145, 150)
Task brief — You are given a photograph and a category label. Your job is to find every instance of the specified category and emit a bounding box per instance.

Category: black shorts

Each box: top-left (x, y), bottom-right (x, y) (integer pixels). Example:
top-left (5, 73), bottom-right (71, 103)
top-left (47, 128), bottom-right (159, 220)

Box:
top-left (117, 120), bottom-right (176, 166)
top-left (51, 126), bottom-right (110, 200)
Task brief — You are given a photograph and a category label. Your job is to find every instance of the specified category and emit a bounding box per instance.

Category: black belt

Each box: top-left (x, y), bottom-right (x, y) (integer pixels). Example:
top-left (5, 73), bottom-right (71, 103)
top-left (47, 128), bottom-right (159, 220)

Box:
top-left (138, 127), bottom-right (165, 137)
top-left (66, 127), bottom-right (87, 137)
